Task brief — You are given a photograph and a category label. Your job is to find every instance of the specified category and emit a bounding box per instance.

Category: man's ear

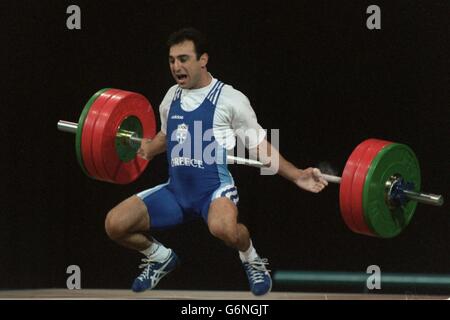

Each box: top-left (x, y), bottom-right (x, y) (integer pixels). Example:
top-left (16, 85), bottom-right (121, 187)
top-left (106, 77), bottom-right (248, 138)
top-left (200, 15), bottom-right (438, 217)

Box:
top-left (199, 53), bottom-right (209, 68)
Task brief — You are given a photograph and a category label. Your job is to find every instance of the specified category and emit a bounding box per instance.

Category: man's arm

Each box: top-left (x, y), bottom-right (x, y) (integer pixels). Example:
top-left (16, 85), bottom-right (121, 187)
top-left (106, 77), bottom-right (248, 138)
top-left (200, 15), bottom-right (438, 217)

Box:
top-left (250, 139), bottom-right (328, 193)
top-left (136, 131), bottom-right (167, 161)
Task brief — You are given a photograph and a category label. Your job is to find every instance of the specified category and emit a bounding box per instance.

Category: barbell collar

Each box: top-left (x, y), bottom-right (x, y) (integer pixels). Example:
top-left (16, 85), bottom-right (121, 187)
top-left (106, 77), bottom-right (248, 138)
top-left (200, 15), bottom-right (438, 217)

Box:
top-left (385, 174), bottom-right (444, 207)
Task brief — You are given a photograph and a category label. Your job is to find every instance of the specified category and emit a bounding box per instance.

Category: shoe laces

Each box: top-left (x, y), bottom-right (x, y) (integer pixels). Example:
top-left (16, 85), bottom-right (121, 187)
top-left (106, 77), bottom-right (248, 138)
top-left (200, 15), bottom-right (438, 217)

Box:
top-left (137, 257), bottom-right (157, 281)
top-left (245, 257), bottom-right (271, 284)
top-left (137, 255), bottom-right (172, 284)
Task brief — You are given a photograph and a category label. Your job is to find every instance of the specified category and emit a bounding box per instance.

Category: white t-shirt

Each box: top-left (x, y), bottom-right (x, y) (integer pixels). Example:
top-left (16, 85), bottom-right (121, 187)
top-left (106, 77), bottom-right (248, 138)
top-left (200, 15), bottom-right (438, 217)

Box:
top-left (159, 77), bottom-right (266, 150)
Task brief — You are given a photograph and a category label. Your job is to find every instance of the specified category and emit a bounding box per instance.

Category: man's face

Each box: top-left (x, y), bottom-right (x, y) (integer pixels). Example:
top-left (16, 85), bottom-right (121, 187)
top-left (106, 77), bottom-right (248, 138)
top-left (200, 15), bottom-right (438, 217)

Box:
top-left (169, 40), bottom-right (207, 89)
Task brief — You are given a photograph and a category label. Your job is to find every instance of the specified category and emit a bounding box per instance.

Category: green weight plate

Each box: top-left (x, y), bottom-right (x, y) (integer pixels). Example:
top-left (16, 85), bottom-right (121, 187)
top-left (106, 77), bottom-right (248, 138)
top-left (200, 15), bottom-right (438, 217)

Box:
top-left (75, 88), bottom-right (110, 176)
top-left (363, 143), bottom-right (421, 238)
top-left (115, 116), bottom-right (143, 162)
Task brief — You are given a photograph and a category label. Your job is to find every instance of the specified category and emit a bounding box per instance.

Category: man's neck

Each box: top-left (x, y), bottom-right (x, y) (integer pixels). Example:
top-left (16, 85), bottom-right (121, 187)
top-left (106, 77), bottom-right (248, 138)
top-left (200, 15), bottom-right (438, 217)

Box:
top-left (194, 71), bottom-right (213, 89)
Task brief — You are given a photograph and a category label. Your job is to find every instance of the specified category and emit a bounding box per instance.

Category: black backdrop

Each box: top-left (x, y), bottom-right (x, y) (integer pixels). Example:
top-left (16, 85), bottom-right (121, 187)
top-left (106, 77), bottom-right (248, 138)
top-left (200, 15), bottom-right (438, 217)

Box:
top-left (0, 0), bottom-right (449, 293)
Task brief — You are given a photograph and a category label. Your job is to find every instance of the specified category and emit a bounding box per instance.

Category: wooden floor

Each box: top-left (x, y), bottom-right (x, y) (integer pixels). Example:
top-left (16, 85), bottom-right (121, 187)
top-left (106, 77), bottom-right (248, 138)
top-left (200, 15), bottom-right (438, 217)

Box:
top-left (1, 289), bottom-right (448, 300)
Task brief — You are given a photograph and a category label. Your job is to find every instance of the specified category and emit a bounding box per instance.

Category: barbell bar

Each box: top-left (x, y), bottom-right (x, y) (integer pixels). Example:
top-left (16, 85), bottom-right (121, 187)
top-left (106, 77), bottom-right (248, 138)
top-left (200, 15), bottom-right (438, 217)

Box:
top-left (231, 152), bottom-right (442, 206)
top-left (57, 88), bottom-right (444, 238)
top-left (59, 118), bottom-right (343, 181)
top-left (58, 120), bottom-right (441, 207)
top-left (59, 120), bottom-right (143, 144)
top-left (59, 119), bottom-right (344, 182)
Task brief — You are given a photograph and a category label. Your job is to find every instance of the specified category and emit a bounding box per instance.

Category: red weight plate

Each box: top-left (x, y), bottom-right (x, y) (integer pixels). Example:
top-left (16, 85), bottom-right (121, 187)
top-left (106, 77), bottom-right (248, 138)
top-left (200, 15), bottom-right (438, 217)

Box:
top-left (90, 90), bottom-right (123, 182)
top-left (351, 139), bottom-right (392, 236)
top-left (339, 140), bottom-right (374, 234)
top-left (92, 90), bottom-right (156, 184)
top-left (81, 89), bottom-right (121, 180)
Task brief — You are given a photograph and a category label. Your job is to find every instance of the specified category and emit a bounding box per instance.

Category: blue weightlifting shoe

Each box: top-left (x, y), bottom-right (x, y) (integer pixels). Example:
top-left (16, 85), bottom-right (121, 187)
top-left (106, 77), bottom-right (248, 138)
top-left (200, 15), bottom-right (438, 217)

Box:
top-left (131, 249), bottom-right (179, 292)
top-left (242, 256), bottom-right (272, 296)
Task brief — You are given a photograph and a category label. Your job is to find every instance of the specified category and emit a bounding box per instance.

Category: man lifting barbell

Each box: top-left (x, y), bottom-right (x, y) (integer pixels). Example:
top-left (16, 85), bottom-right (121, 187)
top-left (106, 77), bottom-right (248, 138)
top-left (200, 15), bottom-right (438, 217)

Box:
top-left (107, 28), bottom-right (327, 296)
top-left (57, 28), bottom-right (443, 295)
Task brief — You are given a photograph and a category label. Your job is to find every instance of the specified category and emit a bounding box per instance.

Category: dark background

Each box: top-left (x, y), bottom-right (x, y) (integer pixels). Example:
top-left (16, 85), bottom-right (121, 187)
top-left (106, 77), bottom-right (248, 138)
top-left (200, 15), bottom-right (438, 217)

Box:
top-left (0, 0), bottom-right (448, 294)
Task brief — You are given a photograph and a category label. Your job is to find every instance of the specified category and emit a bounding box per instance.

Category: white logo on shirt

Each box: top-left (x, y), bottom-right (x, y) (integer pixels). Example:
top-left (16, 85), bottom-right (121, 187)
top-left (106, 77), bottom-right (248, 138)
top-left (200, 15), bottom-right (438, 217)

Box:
top-left (176, 123), bottom-right (189, 144)
top-left (171, 115), bottom-right (184, 120)
top-left (171, 157), bottom-right (204, 169)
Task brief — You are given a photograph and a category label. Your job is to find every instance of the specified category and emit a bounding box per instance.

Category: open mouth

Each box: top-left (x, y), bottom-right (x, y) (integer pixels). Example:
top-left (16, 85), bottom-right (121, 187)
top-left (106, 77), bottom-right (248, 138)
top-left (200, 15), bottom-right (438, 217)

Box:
top-left (176, 74), bottom-right (187, 81)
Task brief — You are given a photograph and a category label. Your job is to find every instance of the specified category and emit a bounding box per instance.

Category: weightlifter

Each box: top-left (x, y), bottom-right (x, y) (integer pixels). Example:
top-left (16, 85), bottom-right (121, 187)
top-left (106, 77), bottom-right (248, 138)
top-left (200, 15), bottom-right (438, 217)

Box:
top-left (104, 28), bottom-right (328, 295)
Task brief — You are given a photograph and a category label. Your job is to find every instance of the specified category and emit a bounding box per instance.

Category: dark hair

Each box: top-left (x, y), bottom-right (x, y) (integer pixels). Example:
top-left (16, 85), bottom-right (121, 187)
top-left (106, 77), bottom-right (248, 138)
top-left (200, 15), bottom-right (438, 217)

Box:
top-left (167, 28), bottom-right (208, 60)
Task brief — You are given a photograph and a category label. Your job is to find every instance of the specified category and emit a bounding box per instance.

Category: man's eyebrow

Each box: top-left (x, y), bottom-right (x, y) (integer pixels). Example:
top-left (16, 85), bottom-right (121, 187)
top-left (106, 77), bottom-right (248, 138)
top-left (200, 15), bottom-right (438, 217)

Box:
top-left (169, 54), bottom-right (190, 59)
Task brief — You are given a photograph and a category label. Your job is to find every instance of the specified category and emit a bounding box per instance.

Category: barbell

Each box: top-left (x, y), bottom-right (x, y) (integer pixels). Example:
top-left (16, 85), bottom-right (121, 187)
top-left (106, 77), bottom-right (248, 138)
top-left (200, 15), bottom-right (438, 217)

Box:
top-left (57, 88), bottom-right (444, 238)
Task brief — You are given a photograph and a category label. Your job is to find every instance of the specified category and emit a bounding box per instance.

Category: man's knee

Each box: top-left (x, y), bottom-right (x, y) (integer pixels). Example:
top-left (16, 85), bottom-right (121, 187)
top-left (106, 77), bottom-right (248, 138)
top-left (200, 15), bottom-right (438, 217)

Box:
top-left (104, 196), bottom-right (149, 241)
top-left (105, 208), bottom-right (127, 241)
top-left (208, 198), bottom-right (240, 245)
top-left (208, 222), bottom-right (239, 246)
